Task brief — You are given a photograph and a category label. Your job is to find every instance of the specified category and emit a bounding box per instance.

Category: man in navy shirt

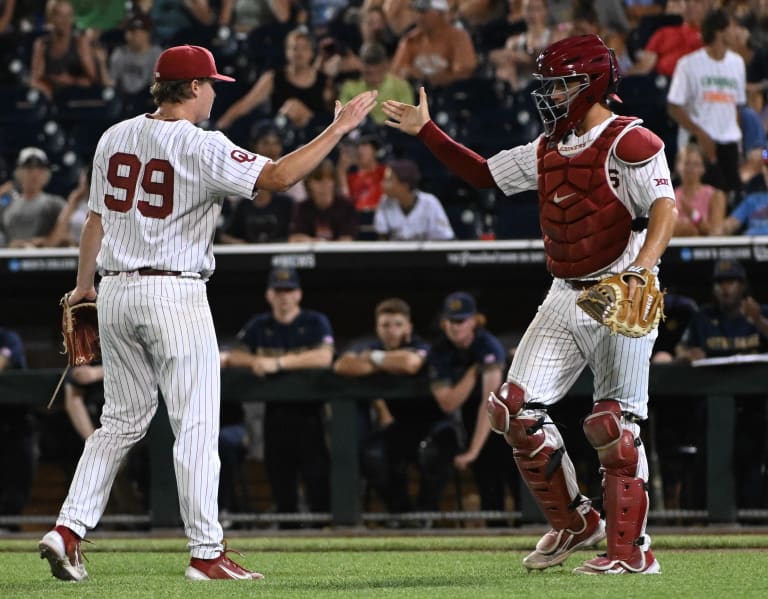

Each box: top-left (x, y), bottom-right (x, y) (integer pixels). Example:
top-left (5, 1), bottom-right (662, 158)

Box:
top-left (334, 297), bottom-right (457, 517)
top-left (427, 292), bottom-right (518, 526)
top-left (222, 268), bottom-right (334, 527)
top-left (677, 260), bottom-right (768, 508)
top-left (1, 326), bottom-right (35, 522)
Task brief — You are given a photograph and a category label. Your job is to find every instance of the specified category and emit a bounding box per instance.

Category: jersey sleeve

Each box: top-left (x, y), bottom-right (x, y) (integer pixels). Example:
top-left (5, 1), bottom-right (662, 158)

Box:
top-left (200, 131), bottom-right (268, 199)
top-left (87, 151), bottom-right (107, 214)
top-left (486, 138), bottom-right (540, 196)
top-left (666, 57), bottom-right (691, 107)
top-left (473, 330), bottom-right (506, 368)
top-left (614, 145), bottom-right (675, 215)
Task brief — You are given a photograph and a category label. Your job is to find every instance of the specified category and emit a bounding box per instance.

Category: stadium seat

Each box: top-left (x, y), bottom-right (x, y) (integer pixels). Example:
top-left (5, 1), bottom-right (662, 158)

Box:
top-left (0, 85), bottom-right (50, 124)
top-left (52, 86), bottom-right (123, 125)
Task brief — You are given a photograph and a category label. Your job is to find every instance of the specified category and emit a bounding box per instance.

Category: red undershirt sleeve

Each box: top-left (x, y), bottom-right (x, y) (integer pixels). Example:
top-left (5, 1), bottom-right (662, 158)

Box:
top-left (416, 121), bottom-right (497, 189)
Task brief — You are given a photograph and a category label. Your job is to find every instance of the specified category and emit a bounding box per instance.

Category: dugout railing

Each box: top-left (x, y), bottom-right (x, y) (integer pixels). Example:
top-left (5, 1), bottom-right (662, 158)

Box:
top-left (1, 363), bottom-right (767, 529)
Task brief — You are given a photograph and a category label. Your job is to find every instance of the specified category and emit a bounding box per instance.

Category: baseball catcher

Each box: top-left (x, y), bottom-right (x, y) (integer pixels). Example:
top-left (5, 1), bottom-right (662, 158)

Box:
top-left (576, 266), bottom-right (665, 337)
top-left (382, 32), bottom-right (678, 575)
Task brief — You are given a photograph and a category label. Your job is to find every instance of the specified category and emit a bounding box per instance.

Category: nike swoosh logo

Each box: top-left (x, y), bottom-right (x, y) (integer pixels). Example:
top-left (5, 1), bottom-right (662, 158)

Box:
top-left (219, 564), bottom-right (252, 579)
top-left (552, 191), bottom-right (576, 204)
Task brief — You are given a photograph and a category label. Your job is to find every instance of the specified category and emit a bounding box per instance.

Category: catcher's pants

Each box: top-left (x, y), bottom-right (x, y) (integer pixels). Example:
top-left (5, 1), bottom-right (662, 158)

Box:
top-left (57, 274), bottom-right (224, 559)
top-left (507, 278), bottom-right (658, 419)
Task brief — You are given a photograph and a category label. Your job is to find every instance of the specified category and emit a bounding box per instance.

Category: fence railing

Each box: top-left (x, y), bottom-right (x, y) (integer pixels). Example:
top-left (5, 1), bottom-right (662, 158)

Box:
top-left (2, 362), bottom-right (767, 527)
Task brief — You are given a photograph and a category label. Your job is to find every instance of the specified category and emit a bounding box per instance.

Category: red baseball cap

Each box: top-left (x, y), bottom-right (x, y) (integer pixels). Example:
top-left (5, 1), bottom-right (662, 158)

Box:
top-left (154, 45), bottom-right (235, 82)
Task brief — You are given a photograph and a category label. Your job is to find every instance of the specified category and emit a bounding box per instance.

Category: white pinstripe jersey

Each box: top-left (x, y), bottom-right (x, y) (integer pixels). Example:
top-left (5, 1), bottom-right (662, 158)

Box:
top-left (487, 114), bottom-right (675, 277)
top-left (88, 114), bottom-right (268, 276)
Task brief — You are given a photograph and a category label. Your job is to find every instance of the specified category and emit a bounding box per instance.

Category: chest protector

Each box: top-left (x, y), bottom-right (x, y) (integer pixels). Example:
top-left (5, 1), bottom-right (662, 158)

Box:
top-left (537, 116), bottom-right (638, 279)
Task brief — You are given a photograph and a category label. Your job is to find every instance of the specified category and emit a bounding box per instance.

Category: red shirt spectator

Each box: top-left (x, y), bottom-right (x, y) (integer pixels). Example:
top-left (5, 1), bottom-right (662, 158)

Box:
top-left (645, 21), bottom-right (703, 77)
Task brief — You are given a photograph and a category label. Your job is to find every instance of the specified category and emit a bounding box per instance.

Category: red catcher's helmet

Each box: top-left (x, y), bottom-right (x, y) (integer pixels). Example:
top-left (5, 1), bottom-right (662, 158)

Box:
top-left (531, 34), bottom-right (620, 145)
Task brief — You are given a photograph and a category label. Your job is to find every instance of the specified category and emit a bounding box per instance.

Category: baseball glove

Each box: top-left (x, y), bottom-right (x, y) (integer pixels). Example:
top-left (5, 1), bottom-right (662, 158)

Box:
top-left (575, 266), bottom-right (665, 338)
top-left (60, 293), bottom-right (100, 366)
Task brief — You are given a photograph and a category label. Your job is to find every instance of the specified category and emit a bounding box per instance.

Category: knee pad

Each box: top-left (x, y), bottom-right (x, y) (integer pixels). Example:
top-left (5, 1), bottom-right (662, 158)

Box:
top-left (583, 400), bottom-right (639, 476)
top-left (487, 380), bottom-right (530, 434)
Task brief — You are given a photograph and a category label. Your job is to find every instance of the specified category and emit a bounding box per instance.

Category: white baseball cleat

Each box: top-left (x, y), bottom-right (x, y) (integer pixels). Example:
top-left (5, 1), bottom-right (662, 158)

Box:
top-left (39, 526), bottom-right (88, 581)
top-left (523, 509), bottom-right (606, 571)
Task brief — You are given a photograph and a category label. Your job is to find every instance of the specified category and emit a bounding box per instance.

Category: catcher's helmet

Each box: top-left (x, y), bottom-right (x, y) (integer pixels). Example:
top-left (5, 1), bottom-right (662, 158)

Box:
top-left (531, 34), bottom-right (620, 144)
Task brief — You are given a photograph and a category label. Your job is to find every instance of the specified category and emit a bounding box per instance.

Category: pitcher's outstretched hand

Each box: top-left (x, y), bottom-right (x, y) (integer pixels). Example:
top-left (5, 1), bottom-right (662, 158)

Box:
top-left (333, 90), bottom-right (378, 135)
top-left (382, 86), bottom-right (431, 136)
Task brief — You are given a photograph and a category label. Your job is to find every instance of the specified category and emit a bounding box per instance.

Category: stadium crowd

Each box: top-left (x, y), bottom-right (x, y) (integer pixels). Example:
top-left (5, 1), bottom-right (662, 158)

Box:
top-left (1, 0), bottom-right (768, 527)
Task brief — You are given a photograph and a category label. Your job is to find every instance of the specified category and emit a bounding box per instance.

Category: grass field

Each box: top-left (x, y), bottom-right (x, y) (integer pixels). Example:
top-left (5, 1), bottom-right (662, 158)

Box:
top-left (2, 534), bottom-right (767, 598)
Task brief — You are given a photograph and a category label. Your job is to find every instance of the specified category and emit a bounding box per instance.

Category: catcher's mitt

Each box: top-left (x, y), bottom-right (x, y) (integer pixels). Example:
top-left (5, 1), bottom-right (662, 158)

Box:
top-left (60, 293), bottom-right (100, 366)
top-left (575, 266), bottom-right (665, 338)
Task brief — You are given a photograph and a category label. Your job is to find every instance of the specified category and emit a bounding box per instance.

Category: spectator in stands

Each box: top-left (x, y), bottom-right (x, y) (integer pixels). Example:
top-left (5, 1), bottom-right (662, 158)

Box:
top-left (336, 130), bottom-right (387, 239)
top-left (219, 0), bottom-right (295, 35)
top-left (374, 158), bottom-right (455, 240)
top-left (667, 8), bottom-right (746, 203)
top-left (338, 42), bottom-right (414, 125)
top-left (673, 143), bottom-right (727, 236)
top-left (150, 0), bottom-right (220, 45)
top-left (334, 298), bottom-right (461, 516)
top-left (721, 149), bottom-right (768, 235)
top-left (48, 166), bottom-right (90, 246)
top-left (0, 147), bottom-right (66, 248)
top-left (29, 0), bottom-right (97, 99)
top-left (630, 0), bottom-right (709, 77)
top-left (289, 158), bottom-right (358, 241)
top-left (357, 4), bottom-right (399, 57)
top-left (214, 123), bottom-right (295, 245)
top-left (221, 267), bottom-right (333, 528)
top-left (0, 325), bottom-right (37, 524)
top-left (390, 0), bottom-right (478, 88)
top-left (676, 259), bottom-right (768, 508)
top-left (489, 0), bottom-right (564, 91)
top-left (106, 12), bottom-right (163, 98)
top-left (365, 0), bottom-right (418, 36)
top-left (215, 26), bottom-right (335, 131)
top-left (427, 291), bottom-right (517, 526)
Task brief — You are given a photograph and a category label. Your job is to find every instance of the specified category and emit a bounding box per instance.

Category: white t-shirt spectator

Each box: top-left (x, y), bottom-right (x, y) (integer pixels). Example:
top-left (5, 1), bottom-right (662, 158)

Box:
top-left (374, 190), bottom-right (455, 240)
top-left (667, 48), bottom-right (746, 151)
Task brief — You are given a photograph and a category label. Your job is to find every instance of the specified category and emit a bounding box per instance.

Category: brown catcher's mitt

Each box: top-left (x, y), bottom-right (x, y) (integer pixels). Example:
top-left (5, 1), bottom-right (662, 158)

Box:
top-left (575, 266), bottom-right (665, 338)
top-left (60, 293), bottom-right (100, 366)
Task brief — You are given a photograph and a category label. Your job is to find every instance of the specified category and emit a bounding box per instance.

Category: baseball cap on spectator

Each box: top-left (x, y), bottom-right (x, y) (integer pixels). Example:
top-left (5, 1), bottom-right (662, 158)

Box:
top-left (268, 267), bottom-right (301, 289)
top-left (16, 147), bottom-right (50, 168)
top-left (443, 292), bottom-right (477, 320)
top-left (124, 12), bottom-right (152, 31)
top-left (412, 0), bottom-right (450, 11)
top-left (712, 260), bottom-right (746, 282)
top-left (387, 159), bottom-right (420, 188)
top-left (154, 45), bottom-right (235, 82)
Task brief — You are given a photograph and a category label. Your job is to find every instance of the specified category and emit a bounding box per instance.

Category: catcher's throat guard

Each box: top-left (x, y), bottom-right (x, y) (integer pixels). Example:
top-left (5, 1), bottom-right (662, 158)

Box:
top-left (575, 266), bottom-right (665, 337)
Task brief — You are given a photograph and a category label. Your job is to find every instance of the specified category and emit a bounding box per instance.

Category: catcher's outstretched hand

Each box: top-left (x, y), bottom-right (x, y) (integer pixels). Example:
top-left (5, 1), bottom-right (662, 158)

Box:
top-left (332, 89), bottom-right (378, 135)
top-left (382, 86), bottom-right (431, 136)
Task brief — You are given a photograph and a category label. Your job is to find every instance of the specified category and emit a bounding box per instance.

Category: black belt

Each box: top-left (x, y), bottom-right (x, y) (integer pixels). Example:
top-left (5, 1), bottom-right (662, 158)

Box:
top-left (102, 268), bottom-right (183, 276)
top-left (563, 279), bottom-right (599, 290)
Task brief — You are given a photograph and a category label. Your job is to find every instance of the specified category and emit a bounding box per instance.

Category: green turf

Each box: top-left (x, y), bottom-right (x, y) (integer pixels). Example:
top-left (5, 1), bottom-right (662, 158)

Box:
top-left (1, 536), bottom-right (766, 598)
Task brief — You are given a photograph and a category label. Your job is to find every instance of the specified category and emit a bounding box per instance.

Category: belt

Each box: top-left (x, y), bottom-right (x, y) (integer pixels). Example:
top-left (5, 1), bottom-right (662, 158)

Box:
top-left (102, 268), bottom-right (183, 277)
top-left (563, 279), bottom-right (599, 290)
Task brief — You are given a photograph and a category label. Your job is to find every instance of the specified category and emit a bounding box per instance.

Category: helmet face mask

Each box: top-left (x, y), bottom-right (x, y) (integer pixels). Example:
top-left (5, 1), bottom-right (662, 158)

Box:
top-left (531, 74), bottom-right (590, 139)
top-left (531, 34), bottom-right (620, 145)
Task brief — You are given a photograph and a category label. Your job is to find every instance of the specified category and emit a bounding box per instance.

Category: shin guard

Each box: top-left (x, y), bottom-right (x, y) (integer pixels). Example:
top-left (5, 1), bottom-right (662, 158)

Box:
top-left (584, 400), bottom-right (649, 568)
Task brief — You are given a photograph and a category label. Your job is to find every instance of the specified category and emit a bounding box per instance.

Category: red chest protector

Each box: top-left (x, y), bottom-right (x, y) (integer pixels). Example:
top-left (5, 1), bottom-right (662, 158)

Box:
top-left (536, 116), bottom-right (638, 279)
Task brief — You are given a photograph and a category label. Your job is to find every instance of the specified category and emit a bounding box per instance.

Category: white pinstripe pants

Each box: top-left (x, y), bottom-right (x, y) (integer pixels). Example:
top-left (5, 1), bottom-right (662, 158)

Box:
top-left (57, 274), bottom-right (224, 559)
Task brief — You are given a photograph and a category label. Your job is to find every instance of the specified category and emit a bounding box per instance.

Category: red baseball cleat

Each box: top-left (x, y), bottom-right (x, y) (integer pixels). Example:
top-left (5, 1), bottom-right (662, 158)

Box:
top-left (523, 508), bottom-right (606, 570)
top-left (39, 525), bottom-right (89, 581)
top-left (186, 543), bottom-right (264, 580)
top-left (572, 550), bottom-right (661, 575)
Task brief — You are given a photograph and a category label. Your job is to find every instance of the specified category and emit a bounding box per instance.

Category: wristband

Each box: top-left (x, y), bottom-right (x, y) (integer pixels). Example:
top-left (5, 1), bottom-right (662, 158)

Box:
top-left (369, 350), bottom-right (386, 366)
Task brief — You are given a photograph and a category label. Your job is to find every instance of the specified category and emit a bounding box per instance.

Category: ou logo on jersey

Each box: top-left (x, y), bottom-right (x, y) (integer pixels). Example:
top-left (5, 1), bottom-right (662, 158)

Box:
top-left (230, 149), bottom-right (258, 163)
